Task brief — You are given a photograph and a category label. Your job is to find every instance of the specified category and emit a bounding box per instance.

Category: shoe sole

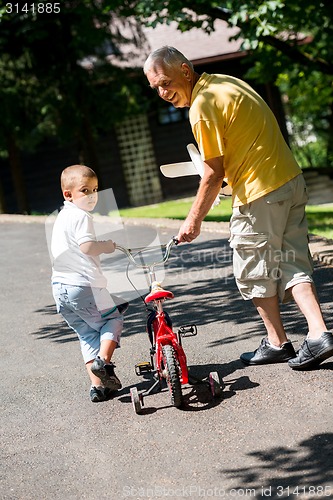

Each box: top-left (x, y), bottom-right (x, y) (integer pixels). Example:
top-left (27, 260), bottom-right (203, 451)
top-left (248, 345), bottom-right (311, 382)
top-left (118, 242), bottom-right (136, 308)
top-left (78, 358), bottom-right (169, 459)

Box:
top-left (91, 365), bottom-right (122, 390)
top-left (240, 352), bottom-right (295, 365)
top-left (91, 394), bottom-right (105, 403)
top-left (288, 345), bottom-right (333, 370)
top-left (241, 357), bottom-right (294, 366)
top-left (90, 390), bottom-right (106, 403)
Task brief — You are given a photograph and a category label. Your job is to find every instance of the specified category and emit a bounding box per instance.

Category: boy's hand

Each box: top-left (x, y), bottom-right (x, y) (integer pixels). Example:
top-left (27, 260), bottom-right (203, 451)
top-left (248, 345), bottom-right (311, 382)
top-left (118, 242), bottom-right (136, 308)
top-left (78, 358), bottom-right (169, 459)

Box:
top-left (103, 240), bottom-right (115, 254)
top-left (80, 240), bottom-right (115, 256)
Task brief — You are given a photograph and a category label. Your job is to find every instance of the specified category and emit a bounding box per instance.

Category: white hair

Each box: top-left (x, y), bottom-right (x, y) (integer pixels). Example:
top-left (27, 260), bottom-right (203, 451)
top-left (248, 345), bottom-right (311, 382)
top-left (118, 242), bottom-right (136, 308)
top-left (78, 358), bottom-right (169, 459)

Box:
top-left (143, 46), bottom-right (194, 74)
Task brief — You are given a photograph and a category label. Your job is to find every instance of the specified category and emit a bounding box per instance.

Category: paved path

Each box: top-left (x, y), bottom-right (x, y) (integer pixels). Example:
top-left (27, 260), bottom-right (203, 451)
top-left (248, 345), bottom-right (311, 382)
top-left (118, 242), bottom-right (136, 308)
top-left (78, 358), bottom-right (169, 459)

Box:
top-left (1, 217), bottom-right (333, 499)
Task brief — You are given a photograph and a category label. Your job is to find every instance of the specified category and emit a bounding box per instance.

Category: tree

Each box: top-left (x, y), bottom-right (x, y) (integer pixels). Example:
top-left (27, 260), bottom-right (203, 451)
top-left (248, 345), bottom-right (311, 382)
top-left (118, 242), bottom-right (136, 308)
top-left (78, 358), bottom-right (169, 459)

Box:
top-left (128, 0), bottom-right (333, 166)
top-left (131, 0), bottom-right (333, 75)
top-left (0, 0), bottom-right (148, 212)
top-left (0, 52), bottom-right (45, 213)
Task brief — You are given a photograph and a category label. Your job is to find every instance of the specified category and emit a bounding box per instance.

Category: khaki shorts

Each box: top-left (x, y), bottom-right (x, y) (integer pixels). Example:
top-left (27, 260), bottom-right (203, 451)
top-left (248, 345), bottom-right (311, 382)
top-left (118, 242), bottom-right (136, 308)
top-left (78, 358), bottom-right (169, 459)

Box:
top-left (229, 174), bottom-right (313, 302)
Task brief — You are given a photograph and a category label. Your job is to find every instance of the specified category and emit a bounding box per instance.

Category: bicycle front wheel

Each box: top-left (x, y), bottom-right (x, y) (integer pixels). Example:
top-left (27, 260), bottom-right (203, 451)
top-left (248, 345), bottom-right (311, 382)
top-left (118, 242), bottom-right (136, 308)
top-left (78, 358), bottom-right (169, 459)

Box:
top-left (162, 344), bottom-right (182, 408)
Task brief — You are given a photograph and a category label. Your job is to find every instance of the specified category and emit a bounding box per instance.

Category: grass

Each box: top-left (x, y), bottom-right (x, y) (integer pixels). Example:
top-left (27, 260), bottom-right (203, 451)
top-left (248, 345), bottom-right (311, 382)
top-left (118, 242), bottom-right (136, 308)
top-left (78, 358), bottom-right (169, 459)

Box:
top-left (118, 197), bottom-right (232, 222)
top-left (305, 205), bottom-right (333, 240)
top-left (118, 197), bottom-right (333, 241)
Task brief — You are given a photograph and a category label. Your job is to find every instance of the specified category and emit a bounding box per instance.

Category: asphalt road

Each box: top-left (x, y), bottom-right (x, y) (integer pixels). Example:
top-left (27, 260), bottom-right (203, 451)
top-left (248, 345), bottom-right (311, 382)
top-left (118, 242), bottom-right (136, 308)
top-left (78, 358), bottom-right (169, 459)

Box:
top-left (1, 218), bottom-right (333, 500)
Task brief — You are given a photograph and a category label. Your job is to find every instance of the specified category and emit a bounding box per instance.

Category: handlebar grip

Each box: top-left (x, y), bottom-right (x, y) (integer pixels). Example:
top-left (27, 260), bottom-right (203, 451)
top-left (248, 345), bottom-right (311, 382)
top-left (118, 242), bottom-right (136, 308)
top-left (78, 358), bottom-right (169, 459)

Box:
top-left (172, 237), bottom-right (179, 245)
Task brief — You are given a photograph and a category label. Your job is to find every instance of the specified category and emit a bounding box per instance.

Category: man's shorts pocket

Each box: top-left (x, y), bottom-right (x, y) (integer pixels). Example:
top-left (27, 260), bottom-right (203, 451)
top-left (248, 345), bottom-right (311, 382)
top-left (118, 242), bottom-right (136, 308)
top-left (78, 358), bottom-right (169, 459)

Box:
top-left (229, 233), bottom-right (269, 280)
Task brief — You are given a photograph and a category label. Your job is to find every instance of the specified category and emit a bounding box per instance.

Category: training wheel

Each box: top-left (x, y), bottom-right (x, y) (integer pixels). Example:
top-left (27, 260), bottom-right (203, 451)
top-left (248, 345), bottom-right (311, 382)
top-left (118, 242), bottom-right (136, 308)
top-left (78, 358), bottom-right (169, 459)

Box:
top-left (130, 387), bottom-right (142, 414)
top-left (209, 371), bottom-right (223, 398)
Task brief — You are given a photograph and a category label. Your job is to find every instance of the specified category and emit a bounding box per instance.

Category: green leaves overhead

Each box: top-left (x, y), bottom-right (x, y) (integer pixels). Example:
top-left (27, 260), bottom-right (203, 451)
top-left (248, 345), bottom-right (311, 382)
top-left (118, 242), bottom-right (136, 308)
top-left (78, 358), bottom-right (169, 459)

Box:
top-left (128, 0), bottom-right (333, 76)
top-left (0, 0), bottom-right (148, 156)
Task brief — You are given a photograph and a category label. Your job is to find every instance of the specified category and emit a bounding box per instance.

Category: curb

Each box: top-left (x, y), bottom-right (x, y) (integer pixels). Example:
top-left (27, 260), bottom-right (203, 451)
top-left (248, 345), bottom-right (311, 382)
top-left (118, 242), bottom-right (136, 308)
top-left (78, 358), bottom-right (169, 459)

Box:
top-left (307, 235), bottom-right (333, 266)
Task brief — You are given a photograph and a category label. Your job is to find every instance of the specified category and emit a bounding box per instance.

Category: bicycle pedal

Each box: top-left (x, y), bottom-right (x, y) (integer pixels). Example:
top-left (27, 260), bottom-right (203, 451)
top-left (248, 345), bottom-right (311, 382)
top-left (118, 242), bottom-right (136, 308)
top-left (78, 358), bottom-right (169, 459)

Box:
top-left (178, 325), bottom-right (197, 337)
top-left (135, 362), bottom-right (153, 376)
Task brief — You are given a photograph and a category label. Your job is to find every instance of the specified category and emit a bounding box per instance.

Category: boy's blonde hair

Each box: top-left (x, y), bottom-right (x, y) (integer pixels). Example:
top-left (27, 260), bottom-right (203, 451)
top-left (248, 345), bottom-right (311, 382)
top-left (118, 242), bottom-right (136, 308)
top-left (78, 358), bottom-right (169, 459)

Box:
top-left (60, 165), bottom-right (97, 191)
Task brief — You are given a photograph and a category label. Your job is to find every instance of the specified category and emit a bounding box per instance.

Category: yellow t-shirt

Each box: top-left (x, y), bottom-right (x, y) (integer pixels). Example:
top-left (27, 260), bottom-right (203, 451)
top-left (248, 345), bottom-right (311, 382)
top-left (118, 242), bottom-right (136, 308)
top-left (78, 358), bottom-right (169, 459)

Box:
top-left (189, 73), bottom-right (301, 206)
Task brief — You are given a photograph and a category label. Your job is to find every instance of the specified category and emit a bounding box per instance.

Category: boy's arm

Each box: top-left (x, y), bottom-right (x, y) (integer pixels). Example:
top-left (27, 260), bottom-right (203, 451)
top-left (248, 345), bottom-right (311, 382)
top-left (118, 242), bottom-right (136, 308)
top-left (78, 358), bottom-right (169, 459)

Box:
top-left (80, 240), bottom-right (115, 256)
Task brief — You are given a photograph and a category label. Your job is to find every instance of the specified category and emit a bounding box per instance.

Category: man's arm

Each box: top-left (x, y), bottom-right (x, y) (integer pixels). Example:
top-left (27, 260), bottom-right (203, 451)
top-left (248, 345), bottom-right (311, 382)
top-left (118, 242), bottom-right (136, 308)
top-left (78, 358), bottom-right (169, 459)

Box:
top-left (177, 156), bottom-right (225, 242)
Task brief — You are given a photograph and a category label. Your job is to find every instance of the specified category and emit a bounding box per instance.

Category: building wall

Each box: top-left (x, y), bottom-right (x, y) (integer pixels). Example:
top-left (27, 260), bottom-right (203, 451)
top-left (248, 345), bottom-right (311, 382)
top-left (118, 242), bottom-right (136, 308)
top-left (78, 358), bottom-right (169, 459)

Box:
top-left (115, 114), bottom-right (163, 206)
top-left (0, 133), bottom-right (129, 214)
top-left (148, 114), bottom-right (200, 200)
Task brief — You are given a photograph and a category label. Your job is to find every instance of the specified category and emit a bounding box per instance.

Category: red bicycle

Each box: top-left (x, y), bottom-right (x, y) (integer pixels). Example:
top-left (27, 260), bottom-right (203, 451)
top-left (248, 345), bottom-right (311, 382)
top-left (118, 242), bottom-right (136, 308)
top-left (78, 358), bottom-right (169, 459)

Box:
top-left (115, 237), bottom-right (223, 413)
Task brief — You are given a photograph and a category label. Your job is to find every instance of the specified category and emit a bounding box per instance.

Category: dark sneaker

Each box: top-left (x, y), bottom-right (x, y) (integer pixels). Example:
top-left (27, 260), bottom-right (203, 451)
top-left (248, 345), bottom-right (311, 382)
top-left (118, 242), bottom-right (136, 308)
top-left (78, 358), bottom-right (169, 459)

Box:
top-left (91, 357), bottom-right (122, 390)
top-left (240, 338), bottom-right (296, 365)
top-left (288, 331), bottom-right (333, 370)
top-left (103, 387), bottom-right (118, 400)
top-left (90, 386), bottom-right (107, 403)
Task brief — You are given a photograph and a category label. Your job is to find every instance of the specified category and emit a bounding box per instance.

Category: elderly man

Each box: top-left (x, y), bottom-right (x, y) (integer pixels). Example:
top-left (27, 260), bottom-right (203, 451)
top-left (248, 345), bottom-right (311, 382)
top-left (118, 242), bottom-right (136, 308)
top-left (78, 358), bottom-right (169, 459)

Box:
top-left (144, 45), bottom-right (333, 370)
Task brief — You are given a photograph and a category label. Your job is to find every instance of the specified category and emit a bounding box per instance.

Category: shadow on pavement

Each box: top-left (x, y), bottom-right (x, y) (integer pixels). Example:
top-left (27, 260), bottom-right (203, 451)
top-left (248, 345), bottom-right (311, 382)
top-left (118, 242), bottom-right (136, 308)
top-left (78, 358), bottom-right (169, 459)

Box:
top-left (117, 359), bottom-right (259, 414)
top-left (32, 238), bottom-right (333, 345)
top-left (220, 432), bottom-right (333, 495)
top-left (32, 304), bottom-right (78, 343)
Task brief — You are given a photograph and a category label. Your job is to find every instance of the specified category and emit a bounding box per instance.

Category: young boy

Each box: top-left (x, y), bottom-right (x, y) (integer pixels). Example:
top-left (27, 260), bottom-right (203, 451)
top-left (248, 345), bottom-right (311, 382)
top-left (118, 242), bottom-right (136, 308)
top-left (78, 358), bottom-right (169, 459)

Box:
top-left (51, 164), bottom-right (124, 402)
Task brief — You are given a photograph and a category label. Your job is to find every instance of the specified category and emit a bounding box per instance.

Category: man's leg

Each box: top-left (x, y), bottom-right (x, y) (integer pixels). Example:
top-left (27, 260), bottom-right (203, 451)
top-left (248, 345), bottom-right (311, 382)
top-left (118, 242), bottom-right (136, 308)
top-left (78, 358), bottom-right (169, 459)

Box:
top-left (240, 294), bottom-right (297, 365)
top-left (252, 294), bottom-right (287, 346)
top-left (231, 177), bottom-right (319, 366)
top-left (287, 282), bottom-right (333, 369)
top-left (291, 282), bottom-right (327, 338)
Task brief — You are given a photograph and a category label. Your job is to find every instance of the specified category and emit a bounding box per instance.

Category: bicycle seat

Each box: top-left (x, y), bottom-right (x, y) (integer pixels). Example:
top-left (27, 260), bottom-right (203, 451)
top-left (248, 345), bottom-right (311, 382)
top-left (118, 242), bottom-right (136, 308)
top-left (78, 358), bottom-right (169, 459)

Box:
top-left (145, 281), bottom-right (174, 303)
top-left (145, 289), bottom-right (174, 303)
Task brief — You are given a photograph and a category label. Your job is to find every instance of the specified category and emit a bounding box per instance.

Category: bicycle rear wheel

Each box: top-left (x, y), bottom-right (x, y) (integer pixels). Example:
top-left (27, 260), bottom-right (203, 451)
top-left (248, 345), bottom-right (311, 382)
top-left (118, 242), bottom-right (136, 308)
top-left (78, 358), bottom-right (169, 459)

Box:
top-left (162, 344), bottom-right (182, 408)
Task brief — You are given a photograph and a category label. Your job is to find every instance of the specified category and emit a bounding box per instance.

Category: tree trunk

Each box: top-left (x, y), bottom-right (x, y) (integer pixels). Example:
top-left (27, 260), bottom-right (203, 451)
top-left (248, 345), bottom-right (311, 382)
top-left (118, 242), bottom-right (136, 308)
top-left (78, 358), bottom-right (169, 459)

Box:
top-left (0, 179), bottom-right (7, 213)
top-left (7, 133), bottom-right (30, 214)
top-left (264, 83), bottom-right (290, 145)
top-left (327, 101), bottom-right (333, 167)
top-left (78, 109), bottom-right (103, 189)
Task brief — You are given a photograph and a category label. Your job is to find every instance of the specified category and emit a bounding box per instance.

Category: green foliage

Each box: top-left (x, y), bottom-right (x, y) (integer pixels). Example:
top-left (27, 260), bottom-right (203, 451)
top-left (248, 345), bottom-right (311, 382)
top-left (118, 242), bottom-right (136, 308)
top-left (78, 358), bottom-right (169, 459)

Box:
top-left (1, 0), bottom-right (332, 167)
top-left (132, 0), bottom-right (333, 76)
top-left (277, 70), bottom-right (332, 167)
top-left (0, 0), bottom-right (148, 158)
top-left (131, 0), bottom-right (333, 166)
top-left (306, 205), bottom-right (333, 240)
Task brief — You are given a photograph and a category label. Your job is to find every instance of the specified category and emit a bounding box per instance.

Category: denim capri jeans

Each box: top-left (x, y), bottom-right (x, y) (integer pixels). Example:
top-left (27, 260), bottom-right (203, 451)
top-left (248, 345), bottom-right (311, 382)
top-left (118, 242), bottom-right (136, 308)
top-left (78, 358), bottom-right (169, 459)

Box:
top-left (229, 174), bottom-right (314, 303)
top-left (52, 283), bottom-right (123, 363)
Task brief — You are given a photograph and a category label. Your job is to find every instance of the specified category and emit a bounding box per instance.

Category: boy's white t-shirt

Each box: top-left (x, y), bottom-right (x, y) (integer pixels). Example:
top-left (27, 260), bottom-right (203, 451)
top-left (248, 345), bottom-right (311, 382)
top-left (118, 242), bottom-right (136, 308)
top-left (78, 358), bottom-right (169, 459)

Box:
top-left (51, 201), bottom-right (107, 288)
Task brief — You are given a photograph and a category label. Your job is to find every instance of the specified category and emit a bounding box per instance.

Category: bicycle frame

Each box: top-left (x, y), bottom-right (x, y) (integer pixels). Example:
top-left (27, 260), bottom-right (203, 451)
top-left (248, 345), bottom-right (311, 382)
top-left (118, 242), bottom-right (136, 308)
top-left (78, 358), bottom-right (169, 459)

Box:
top-left (115, 238), bottom-right (189, 385)
top-left (149, 308), bottom-right (189, 385)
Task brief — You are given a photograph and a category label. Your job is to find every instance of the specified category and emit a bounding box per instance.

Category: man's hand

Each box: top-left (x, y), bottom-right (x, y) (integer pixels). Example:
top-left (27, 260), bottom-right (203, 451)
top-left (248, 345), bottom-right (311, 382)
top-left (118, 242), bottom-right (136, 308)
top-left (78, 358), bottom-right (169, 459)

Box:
top-left (177, 217), bottom-right (201, 243)
top-left (176, 155), bottom-right (225, 244)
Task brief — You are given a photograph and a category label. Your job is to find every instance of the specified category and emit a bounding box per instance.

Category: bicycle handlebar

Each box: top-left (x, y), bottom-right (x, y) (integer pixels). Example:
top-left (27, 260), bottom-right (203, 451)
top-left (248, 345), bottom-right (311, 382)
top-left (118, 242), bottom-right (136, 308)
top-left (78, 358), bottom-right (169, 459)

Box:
top-left (115, 237), bottom-right (178, 270)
